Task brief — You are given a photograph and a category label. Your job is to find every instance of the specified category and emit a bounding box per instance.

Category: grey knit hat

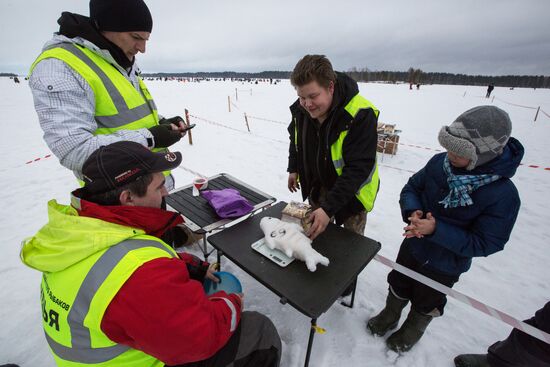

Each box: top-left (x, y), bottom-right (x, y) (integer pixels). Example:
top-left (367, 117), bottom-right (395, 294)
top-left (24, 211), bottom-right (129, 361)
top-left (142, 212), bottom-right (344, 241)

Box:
top-left (438, 106), bottom-right (512, 170)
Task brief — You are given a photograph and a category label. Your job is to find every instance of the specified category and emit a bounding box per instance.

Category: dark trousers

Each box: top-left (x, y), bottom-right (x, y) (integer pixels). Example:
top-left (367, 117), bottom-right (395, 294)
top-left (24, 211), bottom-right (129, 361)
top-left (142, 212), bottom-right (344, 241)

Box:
top-left (487, 302), bottom-right (550, 367)
top-left (387, 242), bottom-right (460, 315)
top-left (167, 311), bottom-right (281, 367)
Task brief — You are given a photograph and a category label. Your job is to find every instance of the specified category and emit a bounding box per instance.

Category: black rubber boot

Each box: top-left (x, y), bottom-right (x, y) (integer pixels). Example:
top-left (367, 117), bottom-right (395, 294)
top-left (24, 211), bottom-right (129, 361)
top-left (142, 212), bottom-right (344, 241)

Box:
top-left (367, 291), bottom-right (409, 336)
top-left (386, 308), bottom-right (433, 353)
top-left (454, 354), bottom-right (490, 367)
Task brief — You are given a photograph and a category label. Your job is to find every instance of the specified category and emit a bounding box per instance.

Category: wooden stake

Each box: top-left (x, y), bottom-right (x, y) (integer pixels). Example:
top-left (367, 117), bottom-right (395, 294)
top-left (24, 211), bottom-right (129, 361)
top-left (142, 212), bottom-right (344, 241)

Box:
top-left (535, 106), bottom-right (540, 122)
top-left (244, 112), bottom-right (251, 132)
top-left (185, 109), bottom-right (193, 145)
top-left (228, 96), bottom-right (231, 112)
top-left (235, 88), bottom-right (238, 101)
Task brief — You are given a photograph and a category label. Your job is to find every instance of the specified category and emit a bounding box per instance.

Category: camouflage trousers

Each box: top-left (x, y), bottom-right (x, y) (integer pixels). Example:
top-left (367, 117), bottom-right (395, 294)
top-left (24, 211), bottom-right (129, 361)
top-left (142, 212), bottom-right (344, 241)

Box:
top-left (310, 188), bottom-right (367, 236)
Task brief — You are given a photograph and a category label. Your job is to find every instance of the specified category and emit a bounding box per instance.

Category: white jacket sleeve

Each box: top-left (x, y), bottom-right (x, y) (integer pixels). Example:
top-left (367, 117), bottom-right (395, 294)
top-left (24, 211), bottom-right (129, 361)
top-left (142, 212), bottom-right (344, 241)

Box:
top-left (29, 58), bottom-right (153, 176)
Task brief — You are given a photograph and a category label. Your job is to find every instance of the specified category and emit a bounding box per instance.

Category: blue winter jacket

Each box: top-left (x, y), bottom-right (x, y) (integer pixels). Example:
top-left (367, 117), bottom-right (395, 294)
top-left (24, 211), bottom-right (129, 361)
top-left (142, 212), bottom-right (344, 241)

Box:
top-left (399, 137), bottom-right (524, 276)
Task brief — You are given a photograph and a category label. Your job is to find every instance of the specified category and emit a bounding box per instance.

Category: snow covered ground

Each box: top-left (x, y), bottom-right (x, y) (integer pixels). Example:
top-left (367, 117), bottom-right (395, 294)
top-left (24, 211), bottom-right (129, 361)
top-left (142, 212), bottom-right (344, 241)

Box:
top-left (1, 77), bottom-right (549, 366)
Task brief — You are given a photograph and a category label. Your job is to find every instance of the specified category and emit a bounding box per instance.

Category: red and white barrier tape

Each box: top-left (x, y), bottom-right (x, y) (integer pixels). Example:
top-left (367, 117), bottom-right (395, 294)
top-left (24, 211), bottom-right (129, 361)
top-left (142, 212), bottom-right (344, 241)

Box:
top-left (177, 165), bottom-right (207, 178)
top-left (494, 97), bottom-right (539, 110)
top-left (399, 142), bottom-right (443, 153)
top-left (247, 115), bottom-right (287, 125)
top-left (398, 141), bottom-right (550, 171)
top-left (519, 163), bottom-right (550, 171)
top-left (378, 164), bottom-right (416, 174)
top-left (374, 253), bottom-right (550, 345)
top-left (189, 114), bottom-right (287, 145)
top-left (190, 114), bottom-right (245, 134)
top-left (20, 113), bottom-right (550, 171)
top-left (25, 154), bottom-right (52, 165)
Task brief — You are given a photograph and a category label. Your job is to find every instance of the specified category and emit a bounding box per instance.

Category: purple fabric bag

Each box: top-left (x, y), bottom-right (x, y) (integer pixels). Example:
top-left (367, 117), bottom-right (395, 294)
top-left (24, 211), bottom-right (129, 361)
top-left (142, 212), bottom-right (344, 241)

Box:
top-left (201, 188), bottom-right (254, 218)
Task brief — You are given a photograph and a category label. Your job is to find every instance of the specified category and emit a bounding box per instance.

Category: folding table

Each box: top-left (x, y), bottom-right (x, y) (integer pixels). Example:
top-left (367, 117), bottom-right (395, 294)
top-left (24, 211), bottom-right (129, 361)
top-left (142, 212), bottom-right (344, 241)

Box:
top-left (207, 201), bottom-right (381, 367)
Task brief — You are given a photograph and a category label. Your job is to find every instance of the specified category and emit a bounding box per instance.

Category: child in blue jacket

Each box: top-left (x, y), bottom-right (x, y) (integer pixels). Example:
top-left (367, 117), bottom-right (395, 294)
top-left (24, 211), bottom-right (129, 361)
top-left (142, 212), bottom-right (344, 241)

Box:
top-left (367, 105), bottom-right (524, 353)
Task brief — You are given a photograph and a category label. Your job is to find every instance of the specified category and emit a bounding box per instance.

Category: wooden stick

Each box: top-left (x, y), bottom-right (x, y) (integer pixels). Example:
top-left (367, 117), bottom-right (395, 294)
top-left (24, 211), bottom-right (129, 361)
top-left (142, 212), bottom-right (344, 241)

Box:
top-left (185, 109), bottom-right (193, 145)
top-left (244, 112), bottom-right (251, 132)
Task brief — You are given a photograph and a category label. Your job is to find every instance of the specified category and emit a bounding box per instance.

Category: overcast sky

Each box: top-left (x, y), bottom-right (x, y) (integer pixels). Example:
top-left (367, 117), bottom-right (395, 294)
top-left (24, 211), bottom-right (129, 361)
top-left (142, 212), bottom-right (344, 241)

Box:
top-left (2, 0), bottom-right (550, 76)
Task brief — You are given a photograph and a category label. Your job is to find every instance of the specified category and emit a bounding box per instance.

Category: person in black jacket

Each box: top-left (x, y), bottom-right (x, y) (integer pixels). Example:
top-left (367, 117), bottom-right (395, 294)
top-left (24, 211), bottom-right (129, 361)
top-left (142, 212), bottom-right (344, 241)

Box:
top-left (454, 301), bottom-right (550, 367)
top-left (287, 55), bottom-right (380, 243)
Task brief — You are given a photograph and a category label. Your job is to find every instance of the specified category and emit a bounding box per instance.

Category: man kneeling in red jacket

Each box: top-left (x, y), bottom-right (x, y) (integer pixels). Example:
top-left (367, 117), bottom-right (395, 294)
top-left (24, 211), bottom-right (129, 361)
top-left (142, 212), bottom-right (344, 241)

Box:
top-left (21, 141), bottom-right (281, 367)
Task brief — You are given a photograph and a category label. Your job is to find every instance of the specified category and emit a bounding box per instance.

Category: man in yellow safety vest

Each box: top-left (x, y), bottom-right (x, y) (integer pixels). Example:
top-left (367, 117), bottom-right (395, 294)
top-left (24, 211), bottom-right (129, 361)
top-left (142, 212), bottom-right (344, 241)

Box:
top-left (21, 141), bottom-right (282, 367)
top-left (29, 0), bottom-right (186, 191)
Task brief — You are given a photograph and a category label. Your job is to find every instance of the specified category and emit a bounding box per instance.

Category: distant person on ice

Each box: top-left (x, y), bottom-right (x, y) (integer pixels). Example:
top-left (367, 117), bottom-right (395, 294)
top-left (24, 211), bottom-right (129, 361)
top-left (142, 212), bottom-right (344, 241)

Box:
top-left (486, 85), bottom-right (494, 98)
top-left (454, 301), bottom-right (550, 367)
top-left (20, 141), bottom-right (282, 367)
top-left (29, 0), bottom-right (187, 192)
top-left (367, 105), bottom-right (524, 353)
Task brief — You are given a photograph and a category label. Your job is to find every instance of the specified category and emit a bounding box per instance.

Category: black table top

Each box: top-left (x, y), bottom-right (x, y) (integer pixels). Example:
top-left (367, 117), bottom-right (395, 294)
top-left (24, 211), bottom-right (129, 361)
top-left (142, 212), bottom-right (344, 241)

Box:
top-left (166, 173), bottom-right (275, 233)
top-left (207, 201), bottom-right (381, 319)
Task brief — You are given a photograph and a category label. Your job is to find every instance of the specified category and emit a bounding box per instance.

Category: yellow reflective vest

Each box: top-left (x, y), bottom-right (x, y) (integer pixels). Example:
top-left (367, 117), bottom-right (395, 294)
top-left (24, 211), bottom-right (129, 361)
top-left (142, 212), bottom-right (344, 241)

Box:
top-left (295, 93), bottom-right (380, 212)
top-left (332, 94), bottom-right (380, 212)
top-left (22, 199), bottom-right (177, 367)
top-left (30, 42), bottom-right (170, 177)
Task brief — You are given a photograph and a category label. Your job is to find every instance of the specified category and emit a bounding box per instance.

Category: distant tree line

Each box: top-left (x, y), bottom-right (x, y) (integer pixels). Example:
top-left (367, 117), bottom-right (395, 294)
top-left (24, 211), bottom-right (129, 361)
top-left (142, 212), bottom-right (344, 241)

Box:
top-left (0, 73), bottom-right (18, 77)
top-left (345, 67), bottom-right (550, 89)
top-left (142, 68), bottom-right (549, 89)
top-left (143, 71), bottom-right (291, 80)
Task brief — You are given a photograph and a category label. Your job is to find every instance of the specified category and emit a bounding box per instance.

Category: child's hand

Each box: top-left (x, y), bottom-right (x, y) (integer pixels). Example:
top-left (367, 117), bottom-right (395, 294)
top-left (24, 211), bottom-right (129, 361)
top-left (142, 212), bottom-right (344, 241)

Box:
top-left (409, 210), bottom-right (424, 221)
top-left (403, 210), bottom-right (425, 238)
top-left (408, 212), bottom-right (436, 236)
top-left (403, 223), bottom-right (424, 238)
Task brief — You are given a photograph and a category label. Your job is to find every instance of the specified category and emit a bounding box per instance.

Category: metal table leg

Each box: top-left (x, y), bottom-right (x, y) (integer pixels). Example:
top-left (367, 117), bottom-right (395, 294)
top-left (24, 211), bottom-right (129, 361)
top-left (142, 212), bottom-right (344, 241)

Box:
top-left (304, 318), bottom-right (317, 367)
top-left (341, 279), bottom-right (357, 308)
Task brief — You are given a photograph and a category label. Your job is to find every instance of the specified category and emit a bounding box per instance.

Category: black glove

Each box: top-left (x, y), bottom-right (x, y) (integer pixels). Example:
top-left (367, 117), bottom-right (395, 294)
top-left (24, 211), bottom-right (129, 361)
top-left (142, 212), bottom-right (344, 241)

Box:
top-left (159, 116), bottom-right (184, 126)
top-left (148, 124), bottom-right (182, 148)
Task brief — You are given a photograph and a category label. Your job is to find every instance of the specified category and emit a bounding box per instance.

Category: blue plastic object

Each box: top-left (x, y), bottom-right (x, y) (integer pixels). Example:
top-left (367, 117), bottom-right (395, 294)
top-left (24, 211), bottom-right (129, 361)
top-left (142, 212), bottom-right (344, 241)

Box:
top-left (203, 271), bottom-right (243, 295)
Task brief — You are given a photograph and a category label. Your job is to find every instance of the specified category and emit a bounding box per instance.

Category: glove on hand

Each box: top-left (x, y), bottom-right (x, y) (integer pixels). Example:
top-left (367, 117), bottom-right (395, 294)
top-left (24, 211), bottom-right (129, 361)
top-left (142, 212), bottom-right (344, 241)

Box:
top-left (159, 116), bottom-right (184, 126)
top-left (148, 124), bottom-right (182, 148)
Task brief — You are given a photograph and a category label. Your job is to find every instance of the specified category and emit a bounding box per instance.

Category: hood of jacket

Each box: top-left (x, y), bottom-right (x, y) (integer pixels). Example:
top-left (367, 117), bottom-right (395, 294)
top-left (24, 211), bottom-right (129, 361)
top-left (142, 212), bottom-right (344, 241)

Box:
top-left (20, 191), bottom-right (183, 273)
top-left (452, 137), bottom-right (524, 178)
top-left (47, 12), bottom-right (136, 72)
top-left (21, 199), bottom-right (144, 273)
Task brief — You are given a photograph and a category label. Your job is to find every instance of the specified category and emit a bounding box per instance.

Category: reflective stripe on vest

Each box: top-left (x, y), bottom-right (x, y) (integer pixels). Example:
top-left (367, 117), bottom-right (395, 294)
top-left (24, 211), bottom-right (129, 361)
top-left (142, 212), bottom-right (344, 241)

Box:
top-left (331, 94), bottom-right (380, 212)
top-left (43, 238), bottom-right (176, 366)
top-left (30, 43), bottom-right (159, 132)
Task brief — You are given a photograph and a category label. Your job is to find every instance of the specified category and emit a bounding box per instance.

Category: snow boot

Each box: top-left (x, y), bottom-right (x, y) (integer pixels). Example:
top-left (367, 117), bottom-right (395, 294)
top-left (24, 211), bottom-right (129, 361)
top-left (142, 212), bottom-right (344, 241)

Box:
top-left (454, 354), bottom-right (490, 367)
top-left (367, 291), bottom-right (409, 336)
top-left (386, 308), bottom-right (433, 353)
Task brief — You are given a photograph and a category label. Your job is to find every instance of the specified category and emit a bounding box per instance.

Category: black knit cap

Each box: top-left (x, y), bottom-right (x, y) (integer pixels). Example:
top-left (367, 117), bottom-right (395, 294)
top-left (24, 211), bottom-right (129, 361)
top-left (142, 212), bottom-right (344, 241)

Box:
top-left (89, 0), bottom-right (153, 32)
top-left (82, 141), bottom-right (181, 195)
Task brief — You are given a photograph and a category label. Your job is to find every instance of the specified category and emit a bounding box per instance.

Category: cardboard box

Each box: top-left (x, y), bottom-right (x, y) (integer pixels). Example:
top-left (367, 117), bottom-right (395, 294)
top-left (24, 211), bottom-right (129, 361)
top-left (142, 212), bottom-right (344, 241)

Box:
top-left (377, 134), bottom-right (399, 155)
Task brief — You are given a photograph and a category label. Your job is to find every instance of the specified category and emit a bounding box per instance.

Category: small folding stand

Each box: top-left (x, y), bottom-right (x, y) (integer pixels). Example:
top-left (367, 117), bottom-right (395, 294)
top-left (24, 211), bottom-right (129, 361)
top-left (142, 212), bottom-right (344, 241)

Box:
top-left (166, 173), bottom-right (275, 259)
